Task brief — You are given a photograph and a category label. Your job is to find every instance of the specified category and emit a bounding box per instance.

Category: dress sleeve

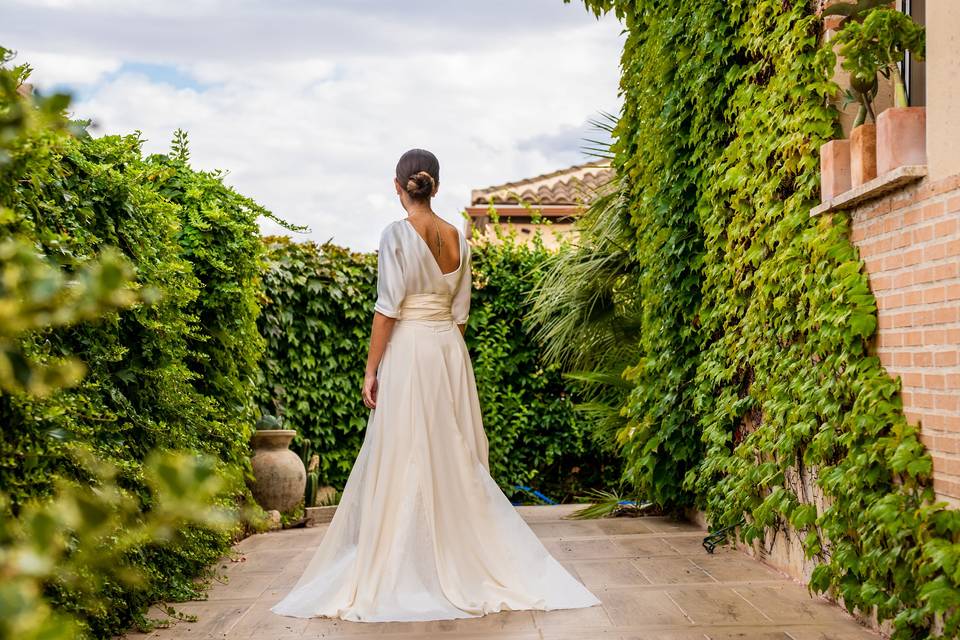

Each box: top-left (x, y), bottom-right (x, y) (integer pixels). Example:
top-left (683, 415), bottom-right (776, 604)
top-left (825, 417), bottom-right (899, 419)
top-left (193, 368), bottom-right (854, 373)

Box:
top-left (374, 224), bottom-right (405, 318)
top-left (451, 237), bottom-right (472, 325)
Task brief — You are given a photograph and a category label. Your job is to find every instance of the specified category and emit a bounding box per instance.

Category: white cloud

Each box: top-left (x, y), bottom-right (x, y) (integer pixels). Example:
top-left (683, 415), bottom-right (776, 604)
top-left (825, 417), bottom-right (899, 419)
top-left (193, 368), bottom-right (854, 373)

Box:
top-left (4, 1), bottom-right (623, 250)
top-left (11, 50), bottom-right (121, 86)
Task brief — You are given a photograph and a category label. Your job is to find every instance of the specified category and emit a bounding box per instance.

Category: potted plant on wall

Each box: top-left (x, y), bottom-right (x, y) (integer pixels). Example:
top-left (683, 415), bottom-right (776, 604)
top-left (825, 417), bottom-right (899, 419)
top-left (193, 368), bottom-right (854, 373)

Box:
top-left (818, 0), bottom-right (888, 196)
top-left (831, 5), bottom-right (926, 178)
top-left (249, 412), bottom-right (306, 514)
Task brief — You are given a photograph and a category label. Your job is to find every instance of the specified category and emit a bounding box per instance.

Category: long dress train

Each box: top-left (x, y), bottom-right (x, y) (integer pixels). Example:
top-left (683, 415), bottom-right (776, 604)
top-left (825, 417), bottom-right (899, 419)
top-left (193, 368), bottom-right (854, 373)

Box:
top-left (270, 219), bottom-right (602, 622)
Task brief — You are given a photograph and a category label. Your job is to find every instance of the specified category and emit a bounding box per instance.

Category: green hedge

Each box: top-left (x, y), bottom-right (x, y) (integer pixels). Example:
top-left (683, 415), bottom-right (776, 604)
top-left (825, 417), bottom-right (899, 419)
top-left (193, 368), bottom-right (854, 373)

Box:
top-left (257, 228), bottom-right (620, 501)
top-left (0, 116), bottom-right (268, 636)
top-left (552, 1), bottom-right (959, 636)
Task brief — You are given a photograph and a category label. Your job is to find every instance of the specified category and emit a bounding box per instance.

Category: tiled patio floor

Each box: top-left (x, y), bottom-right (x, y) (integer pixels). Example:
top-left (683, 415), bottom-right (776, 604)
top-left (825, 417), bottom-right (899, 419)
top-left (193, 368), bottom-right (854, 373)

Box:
top-left (124, 504), bottom-right (878, 639)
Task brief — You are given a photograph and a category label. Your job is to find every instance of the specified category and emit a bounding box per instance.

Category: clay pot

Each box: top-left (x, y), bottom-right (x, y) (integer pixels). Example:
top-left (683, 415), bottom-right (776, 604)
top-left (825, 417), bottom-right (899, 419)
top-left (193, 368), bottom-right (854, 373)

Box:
top-left (850, 123), bottom-right (877, 187)
top-left (877, 106), bottom-right (927, 175)
top-left (820, 139), bottom-right (851, 200)
top-left (249, 429), bottom-right (306, 513)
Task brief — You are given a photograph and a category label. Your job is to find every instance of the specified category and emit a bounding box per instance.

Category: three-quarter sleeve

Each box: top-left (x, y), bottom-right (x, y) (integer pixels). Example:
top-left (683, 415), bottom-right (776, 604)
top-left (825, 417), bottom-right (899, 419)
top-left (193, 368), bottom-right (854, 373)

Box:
top-left (374, 224), bottom-right (405, 318)
top-left (451, 239), bottom-right (472, 325)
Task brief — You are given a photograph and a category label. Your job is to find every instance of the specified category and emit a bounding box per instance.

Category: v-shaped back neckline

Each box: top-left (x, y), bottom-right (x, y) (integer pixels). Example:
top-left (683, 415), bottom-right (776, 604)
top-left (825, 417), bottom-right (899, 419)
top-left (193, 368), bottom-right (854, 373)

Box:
top-left (402, 217), bottom-right (463, 277)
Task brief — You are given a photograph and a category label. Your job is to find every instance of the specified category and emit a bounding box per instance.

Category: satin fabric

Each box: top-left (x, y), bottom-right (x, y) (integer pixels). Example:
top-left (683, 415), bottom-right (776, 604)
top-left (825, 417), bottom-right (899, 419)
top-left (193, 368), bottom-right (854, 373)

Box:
top-left (270, 219), bottom-right (602, 623)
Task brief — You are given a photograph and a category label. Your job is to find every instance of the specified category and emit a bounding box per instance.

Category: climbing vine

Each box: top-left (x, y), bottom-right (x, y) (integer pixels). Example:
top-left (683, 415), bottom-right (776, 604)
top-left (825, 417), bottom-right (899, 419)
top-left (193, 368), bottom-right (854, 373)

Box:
top-left (556, 1), bottom-right (959, 636)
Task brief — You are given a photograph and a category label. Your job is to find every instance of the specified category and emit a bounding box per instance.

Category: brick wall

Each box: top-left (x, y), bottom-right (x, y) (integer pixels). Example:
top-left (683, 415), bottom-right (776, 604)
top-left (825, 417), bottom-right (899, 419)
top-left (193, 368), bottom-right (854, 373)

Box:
top-left (848, 173), bottom-right (960, 504)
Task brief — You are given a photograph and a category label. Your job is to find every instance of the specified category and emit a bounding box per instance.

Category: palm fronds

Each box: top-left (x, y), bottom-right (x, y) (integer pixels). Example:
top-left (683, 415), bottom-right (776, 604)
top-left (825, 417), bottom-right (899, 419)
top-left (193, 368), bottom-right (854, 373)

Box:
top-left (567, 488), bottom-right (655, 520)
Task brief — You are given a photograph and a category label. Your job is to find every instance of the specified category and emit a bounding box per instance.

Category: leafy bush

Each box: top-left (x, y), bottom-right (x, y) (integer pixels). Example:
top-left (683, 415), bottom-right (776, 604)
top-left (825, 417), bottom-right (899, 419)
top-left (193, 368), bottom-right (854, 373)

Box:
top-left (257, 224), bottom-right (620, 500)
top-left (0, 50), bottom-right (271, 638)
top-left (257, 236), bottom-right (379, 484)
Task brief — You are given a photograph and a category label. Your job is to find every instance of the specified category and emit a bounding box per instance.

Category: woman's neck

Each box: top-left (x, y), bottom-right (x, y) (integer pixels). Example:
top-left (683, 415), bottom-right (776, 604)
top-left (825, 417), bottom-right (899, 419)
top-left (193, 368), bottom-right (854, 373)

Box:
top-left (405, 203), bottom-right (435, 218)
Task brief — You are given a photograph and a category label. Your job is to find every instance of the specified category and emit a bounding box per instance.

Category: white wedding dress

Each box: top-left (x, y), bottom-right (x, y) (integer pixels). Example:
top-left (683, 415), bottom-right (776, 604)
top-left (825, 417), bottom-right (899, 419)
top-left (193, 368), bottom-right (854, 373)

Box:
top-left (270, 217), bottom-right (602, 622)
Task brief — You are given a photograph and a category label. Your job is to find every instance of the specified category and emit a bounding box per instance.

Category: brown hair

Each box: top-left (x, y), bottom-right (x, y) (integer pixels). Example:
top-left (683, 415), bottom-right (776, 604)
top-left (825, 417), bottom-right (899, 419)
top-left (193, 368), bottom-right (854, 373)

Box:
top-left (395, 148), bottom-right (439, 201)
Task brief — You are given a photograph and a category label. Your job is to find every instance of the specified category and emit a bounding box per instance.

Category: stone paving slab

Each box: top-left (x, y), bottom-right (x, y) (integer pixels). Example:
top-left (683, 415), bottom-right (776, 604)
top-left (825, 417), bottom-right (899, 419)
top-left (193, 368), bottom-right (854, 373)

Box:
top-left (121, 505), bottom-right (879, 640)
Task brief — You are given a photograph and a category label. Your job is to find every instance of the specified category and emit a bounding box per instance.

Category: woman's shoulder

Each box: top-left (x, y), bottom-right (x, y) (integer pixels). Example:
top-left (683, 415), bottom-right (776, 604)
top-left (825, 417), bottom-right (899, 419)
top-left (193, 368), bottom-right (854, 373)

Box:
top-left (378, 219), bottom-right (405, 245)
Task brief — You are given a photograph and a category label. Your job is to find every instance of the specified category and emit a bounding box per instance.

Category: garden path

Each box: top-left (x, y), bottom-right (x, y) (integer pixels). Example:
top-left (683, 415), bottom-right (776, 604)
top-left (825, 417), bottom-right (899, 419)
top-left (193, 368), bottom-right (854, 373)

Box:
top-left (124, 504), bottom-right (878, 640)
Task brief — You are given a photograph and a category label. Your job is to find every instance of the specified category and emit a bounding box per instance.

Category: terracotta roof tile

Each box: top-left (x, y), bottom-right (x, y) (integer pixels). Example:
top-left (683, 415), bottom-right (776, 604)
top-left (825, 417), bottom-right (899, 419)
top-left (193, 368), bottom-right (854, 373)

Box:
top-left (470, 160), bottom-right (614, 206)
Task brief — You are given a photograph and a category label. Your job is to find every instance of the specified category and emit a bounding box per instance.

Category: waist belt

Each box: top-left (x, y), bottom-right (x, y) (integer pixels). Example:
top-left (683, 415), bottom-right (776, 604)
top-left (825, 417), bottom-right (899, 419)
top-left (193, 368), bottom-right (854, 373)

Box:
top-left (399, 293), bottom-right (453, 321)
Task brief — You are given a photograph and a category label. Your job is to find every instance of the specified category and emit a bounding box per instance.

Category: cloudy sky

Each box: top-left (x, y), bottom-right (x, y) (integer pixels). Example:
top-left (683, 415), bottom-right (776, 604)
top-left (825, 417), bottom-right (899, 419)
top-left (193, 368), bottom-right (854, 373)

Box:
top-left (3, 1), bottom-right (623, 250)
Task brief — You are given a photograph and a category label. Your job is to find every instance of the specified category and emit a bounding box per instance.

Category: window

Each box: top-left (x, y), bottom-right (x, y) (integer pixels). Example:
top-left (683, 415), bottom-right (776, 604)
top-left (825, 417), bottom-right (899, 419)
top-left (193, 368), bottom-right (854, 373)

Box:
top-left (902, 0), bottom-right (926, 107)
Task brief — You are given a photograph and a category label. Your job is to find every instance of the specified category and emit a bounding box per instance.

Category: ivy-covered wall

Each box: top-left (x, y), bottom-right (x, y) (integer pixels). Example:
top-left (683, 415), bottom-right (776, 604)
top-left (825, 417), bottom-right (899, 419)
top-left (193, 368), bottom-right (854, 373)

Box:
top-left (257, 230), bottom-right (621, 501)
top-left (555, 1), bottom-right (960, 636)
top-left (0, 120), bottom-right (270, 636)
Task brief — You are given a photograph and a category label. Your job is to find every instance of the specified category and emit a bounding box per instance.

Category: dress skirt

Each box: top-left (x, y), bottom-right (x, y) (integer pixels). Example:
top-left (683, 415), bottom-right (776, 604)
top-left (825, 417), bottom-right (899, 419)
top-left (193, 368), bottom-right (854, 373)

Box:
top-left (270, 301), bottom-right (602, 622)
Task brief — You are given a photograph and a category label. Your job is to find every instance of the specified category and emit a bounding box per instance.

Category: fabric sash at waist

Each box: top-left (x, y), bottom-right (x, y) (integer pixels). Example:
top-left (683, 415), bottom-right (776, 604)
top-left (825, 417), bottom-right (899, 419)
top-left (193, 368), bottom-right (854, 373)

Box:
top-left (399, 293), bottom-right (453, 321)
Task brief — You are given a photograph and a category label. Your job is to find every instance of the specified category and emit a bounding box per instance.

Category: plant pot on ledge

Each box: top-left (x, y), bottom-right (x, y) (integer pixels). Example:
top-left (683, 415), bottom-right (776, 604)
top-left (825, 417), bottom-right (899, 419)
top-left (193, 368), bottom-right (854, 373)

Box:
top-left (250, 428), bottom-right (306, 514)
top-left (876, 106), bottom-right (926, 175)
top-left (820, 139), bottom-right (851, 200)
top-left (849, 122), bottom-right (877, 188)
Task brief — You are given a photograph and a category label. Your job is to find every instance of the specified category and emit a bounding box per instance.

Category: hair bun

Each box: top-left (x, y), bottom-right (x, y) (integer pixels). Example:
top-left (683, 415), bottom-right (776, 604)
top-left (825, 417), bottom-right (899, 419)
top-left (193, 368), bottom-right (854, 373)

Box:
top-left (405, 170), bottom-right (436, 199)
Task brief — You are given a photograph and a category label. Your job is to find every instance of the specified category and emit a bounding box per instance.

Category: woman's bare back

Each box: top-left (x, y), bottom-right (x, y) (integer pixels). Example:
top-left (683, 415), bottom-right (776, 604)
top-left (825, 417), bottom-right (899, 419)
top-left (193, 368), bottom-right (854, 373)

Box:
top-left (405, 215), bottom-right (461, 275)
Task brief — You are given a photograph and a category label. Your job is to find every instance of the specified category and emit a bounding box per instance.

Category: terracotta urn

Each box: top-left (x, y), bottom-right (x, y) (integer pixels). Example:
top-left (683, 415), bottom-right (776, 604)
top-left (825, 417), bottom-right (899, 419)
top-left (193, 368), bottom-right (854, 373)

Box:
top-left (849, 123), bottom-right (877, 187)
top-left (876, 106), bottom-right (926, 175)
top-left (820, 139), bottom-right (851, 200)
top-left (249, 429), bottom-right (306, 513)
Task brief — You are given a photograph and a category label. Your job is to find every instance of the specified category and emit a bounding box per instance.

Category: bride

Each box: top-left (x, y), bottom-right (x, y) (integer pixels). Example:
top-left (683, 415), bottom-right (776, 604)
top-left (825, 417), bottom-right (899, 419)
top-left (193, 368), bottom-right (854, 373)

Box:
top-left (270, 148), bottom-right (602, 623)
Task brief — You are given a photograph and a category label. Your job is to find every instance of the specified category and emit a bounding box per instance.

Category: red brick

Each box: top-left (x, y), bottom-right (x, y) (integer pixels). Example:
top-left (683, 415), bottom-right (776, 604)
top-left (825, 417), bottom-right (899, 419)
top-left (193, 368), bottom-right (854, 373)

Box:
top-left (947, 283), bottom-right (960, 301)
top-left (925, 242), bottom-right (949, 261)
top-left (893, 271), bottom-right (914, 288)
top-left (879, 331), bottom-right (904, 348)
top-left (946, 373), bottom-right (960, 390)
top-left (935, 393), bottom-right (960, 412)
top-left (893, 231), bottom-right (913, 250)
top-left (924, 202), bottom-right (947, 222)
top-left (904, 206), bottom-right (924, 226)
top-left (933, 261), bottom-right (959, 281)
top-left (935, 218), bottom-right (959, 237)
top-left (871, 274), bottom-right (893, 291)
top-left (892, 351), bottom-right (913, 367)
top-left (933, 477), bottom-right (960, 500)
top-left (924, 286), bottom-right (947, 304)
top-left (914, 391), bottom-right (936, 409)
top-left (905, 329), bottom-right (925, 346)
top-left (946, 195), bottom-right (960, 214)
top-left (903, 371), bottom-right (925, 386)
top-left (904, 409), bottom-right (924, 424)
top-left (903, 247), bottom-right (924, 266)
top-left (933, 306), bottom-right (959, 324)
top-left (915, 350), bottom-right (934, 367)
top-left (933, 455), bottom-right (960, 476)
top-left (884, 214), bottom-right (905, 233)
top-left (866, 200), bottom-right (893, 219)
top-left (925, 374), bottom-right (947, 390)
top-left (894, 311), bottom-right (914, 328)
top-left (913, 224), bottom-right (935, 243)
top-left (933, 434), bottom-right (960, 454)
top-left (934, 350), bottom-right (959, 367)
top-left (903, 290), bottom-right (924, 307)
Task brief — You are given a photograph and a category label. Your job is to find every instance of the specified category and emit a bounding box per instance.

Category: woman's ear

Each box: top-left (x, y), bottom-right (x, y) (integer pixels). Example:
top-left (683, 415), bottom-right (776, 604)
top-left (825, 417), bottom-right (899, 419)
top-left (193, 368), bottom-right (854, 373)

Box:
top-left (394, 177), bottom-right (402, 196)
top-left (432, 181), bottom-right (439, 197)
